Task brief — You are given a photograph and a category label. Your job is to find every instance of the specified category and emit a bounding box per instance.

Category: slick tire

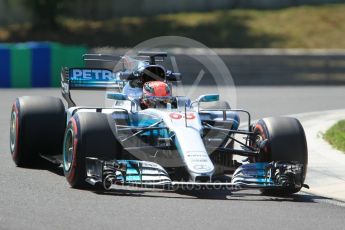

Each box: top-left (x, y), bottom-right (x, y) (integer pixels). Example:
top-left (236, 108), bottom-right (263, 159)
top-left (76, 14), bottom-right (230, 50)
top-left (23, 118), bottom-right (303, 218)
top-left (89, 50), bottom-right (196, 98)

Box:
top-left (63, 112), bottom-right (122, 189)
top-left (10, 96), bottom-right (66, 167)
top-left (253, 117), bottom-right (308, 195)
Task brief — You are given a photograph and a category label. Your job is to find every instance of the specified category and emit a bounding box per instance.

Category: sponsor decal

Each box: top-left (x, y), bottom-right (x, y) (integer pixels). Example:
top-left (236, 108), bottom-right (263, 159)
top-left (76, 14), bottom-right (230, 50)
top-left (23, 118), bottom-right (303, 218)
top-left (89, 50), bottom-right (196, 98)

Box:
top-left (193, 165), bottom-right (211, 170)
top-left (70, 69), bottom-right (116, 81)
top-left (186, 151), bottom-right (212, 171)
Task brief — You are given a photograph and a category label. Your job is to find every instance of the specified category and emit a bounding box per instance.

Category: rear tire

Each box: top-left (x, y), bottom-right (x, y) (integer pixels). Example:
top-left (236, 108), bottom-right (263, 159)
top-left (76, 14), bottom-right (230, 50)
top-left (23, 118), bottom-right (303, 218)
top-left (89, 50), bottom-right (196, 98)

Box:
top-left (253, 117), bottom-right (308, 195)
top-left (63, 112), bottom-right (122, 189)
top-left (10, 96), bottom-right (66, 167)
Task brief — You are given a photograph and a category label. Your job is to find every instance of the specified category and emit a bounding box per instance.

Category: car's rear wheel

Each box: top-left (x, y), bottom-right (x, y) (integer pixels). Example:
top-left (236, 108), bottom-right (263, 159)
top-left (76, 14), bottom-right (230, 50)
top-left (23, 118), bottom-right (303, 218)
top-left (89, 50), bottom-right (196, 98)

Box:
top-left (253, 117), bottom-right (308, 195)
top-left (63, 112), bottom-right (122, 189)
top-left (10, 96), bottom-right (66, 167)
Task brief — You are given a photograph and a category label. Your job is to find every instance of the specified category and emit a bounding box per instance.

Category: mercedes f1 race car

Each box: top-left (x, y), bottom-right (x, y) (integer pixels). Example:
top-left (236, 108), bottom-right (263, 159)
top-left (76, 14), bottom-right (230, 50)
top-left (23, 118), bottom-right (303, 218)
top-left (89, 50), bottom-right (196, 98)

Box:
top-left (10, 51), bottom-right (308, 195)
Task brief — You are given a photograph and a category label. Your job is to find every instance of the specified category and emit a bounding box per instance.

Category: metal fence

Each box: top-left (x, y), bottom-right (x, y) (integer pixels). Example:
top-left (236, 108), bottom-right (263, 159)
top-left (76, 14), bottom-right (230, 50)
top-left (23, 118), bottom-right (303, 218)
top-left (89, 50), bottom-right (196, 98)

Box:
top-left (91, 48), bottom-right (345, 86)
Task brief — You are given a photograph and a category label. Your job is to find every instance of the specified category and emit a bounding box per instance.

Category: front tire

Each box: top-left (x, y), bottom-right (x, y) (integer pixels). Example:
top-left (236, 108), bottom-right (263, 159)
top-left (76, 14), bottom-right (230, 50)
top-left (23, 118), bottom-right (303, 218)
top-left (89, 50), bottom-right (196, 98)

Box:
top-left (63, 112), bottom-right (122, 188)
top-left (253, 117), bottom-right (308, 195)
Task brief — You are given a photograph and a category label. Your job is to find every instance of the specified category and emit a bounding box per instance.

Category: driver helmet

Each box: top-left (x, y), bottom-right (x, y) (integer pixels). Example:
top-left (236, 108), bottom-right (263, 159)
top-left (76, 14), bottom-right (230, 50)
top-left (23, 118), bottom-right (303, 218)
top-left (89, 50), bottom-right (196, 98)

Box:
top-left (141, 81), bottom-right (171, 108)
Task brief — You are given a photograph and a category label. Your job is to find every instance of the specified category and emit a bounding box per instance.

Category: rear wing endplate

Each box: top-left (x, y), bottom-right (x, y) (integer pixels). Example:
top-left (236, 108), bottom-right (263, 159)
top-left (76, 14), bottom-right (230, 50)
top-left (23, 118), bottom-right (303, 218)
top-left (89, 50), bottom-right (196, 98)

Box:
top-left (61, 67), bottom-right (122, 107)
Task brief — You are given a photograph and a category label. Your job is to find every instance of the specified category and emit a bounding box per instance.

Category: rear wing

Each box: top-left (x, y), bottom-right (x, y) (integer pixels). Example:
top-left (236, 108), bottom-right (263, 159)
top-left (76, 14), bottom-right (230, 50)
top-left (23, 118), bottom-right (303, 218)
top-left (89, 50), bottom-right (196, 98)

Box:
top-left (61, 67), bottom-right (122, 107)
top-left (61, 51), bottom-right (179, 107)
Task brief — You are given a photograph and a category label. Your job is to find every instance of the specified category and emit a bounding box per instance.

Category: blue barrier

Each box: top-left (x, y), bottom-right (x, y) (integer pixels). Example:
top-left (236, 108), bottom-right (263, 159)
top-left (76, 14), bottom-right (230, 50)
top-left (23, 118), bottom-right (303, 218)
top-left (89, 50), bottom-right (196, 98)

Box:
top-left (0, 44), bottom-right (11, 87)
top-left (0, 42), bottom-right (87, 88)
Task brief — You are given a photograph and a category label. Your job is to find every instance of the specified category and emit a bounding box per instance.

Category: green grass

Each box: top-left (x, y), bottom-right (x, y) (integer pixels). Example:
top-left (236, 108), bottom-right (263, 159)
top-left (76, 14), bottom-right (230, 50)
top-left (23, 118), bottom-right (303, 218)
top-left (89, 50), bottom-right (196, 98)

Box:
top-left (324, 120), bottom-right (345, 153)
top-left (1, 3), bottom-right (345, 48)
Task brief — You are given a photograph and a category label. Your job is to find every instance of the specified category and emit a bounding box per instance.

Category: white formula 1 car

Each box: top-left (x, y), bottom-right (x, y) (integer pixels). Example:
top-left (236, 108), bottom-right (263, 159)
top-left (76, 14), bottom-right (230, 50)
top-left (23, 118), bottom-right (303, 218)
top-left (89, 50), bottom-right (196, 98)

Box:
top-left (10, 52), bottom-right (308, 195)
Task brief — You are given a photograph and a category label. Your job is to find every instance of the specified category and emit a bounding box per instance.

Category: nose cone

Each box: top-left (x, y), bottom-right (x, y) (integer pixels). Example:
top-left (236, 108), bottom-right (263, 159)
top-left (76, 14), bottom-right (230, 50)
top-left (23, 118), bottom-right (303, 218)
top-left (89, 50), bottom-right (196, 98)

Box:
top-left (174, 128), bottom-right (215, 180)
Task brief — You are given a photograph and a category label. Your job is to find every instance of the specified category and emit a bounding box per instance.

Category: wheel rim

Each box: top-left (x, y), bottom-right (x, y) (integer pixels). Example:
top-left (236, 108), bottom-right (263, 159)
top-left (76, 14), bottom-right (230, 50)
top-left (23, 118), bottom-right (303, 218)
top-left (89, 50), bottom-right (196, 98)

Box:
top-left (10, 111), bottom-right (17, 154)
top-left (63, 128), bottom-right (74, 172)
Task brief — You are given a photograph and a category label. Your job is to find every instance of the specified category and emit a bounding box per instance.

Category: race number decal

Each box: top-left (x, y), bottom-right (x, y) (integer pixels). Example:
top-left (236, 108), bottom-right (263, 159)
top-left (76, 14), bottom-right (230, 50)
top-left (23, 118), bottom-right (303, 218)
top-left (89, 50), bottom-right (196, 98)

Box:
top-left (185, 113), bottom-right (195, 120)
top-left (169, 113), bottom-right (182, 119)
top-left (169, 112), bottom-right (195, 120)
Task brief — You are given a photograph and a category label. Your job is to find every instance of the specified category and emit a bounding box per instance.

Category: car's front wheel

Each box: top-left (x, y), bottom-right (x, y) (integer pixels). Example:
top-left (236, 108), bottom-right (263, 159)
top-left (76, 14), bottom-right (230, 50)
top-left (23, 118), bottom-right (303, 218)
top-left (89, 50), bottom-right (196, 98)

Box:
top-left (63, 112), bottom-right (122, 188)
top-left (253, 117), bottom-right (308, 195)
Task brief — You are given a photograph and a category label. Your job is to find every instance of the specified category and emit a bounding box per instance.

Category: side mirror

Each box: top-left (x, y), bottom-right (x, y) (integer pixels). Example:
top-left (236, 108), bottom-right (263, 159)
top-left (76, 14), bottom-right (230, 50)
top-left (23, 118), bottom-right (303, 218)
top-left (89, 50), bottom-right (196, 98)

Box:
top-left (107, 92), bottom-right (128, 100)
top-left (197, 94), bottom-right (219, 102)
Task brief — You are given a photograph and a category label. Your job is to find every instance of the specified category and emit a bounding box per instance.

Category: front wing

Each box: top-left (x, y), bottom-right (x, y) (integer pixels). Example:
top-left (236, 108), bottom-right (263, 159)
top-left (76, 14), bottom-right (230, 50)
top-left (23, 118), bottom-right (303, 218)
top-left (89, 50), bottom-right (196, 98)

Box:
top-left (85, 158), bottom-right (306, 191)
